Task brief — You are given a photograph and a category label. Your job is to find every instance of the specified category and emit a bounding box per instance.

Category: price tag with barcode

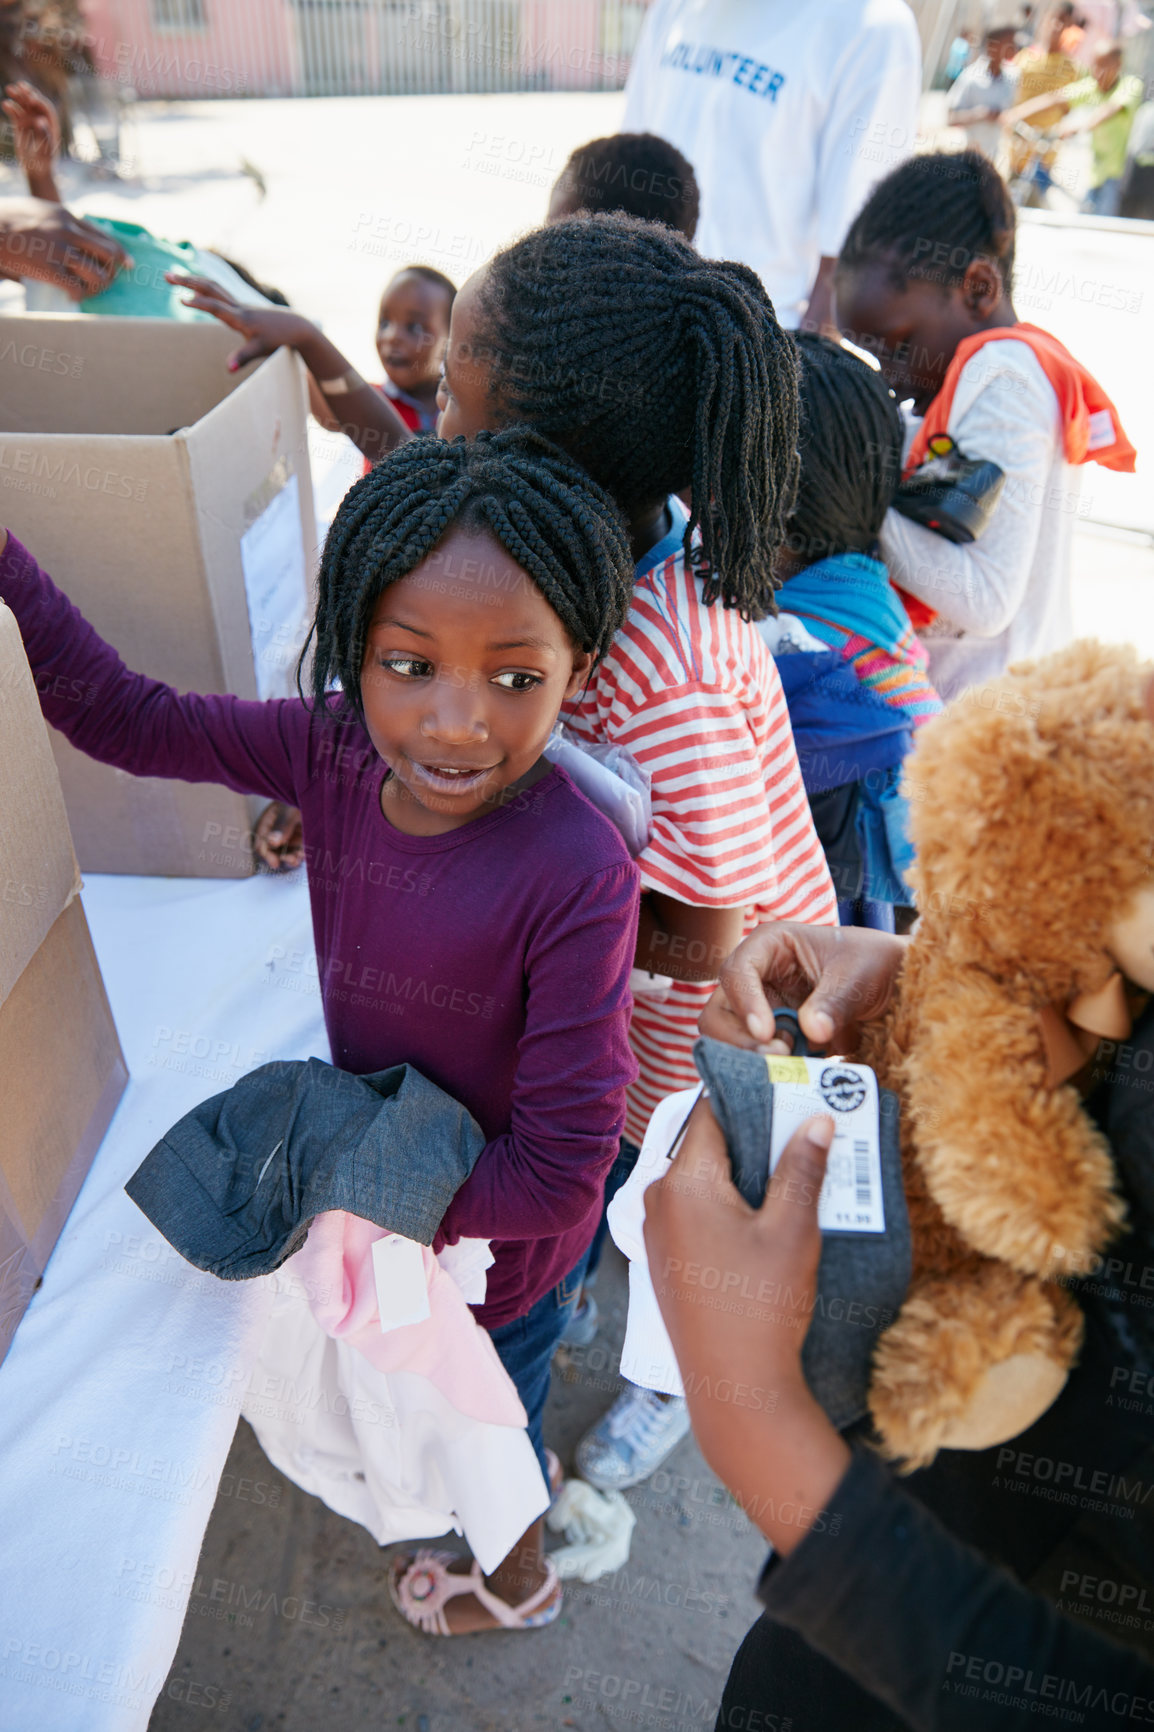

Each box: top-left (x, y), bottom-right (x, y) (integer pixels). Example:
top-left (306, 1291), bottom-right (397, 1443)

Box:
top-left (766, 1056), bottom-right (885, 1234)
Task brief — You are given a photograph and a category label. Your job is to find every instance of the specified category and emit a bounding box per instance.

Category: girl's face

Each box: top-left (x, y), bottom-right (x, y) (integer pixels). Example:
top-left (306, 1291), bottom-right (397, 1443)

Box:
top-left (837, 263), bottom-right (976, 414)
top-left (359, 525), bottom-right (591, 837)
top-left (435, 270), bottom-right (502, 440)
top-left (376, 271), bottom-right (452, 396)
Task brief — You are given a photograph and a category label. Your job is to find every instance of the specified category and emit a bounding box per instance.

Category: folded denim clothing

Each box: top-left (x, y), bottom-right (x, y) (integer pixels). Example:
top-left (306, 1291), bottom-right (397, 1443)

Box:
top-left (693, 1036), bottom-right (911, 1432)
top-left (126, 1057), bottom-right (485, 1278)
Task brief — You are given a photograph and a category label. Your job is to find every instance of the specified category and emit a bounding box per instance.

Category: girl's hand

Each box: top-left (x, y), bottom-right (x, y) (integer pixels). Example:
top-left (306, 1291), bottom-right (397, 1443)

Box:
top-left (253, 801), bottom-right (304, 871)
top-left (2, 81), bottom-right (61, 184)
top-left (166, 271), bottom-right (313, 370)
top-left (643, 1096), bottom-right (850, 1553)
top-left (699, 919), bottom-right (907, 1055)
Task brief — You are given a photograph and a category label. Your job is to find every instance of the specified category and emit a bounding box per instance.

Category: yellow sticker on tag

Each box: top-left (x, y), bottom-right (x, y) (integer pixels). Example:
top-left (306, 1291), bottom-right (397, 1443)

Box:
top-left (766, 1056), bottom-right (810, 1084)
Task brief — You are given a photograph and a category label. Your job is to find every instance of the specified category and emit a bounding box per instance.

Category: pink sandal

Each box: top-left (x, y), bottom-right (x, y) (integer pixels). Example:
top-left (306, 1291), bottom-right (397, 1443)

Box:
top-left (389, 1547), bottom-right (562, 1636)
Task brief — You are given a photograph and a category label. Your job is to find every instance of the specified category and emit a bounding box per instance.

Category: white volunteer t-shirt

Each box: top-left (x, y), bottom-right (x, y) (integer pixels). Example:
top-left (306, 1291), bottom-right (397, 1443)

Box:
top-left (622, 0), bottom-right (922, 326)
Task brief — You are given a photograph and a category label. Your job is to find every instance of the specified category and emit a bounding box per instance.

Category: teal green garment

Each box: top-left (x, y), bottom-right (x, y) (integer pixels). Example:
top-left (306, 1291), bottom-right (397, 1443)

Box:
top-left (79, 219), bottom-right (211, 319)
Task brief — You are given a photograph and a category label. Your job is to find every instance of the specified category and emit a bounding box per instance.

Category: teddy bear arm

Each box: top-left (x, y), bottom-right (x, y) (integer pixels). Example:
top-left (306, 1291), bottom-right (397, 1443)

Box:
top-left (904, 983), bottom-right (1125, 1276)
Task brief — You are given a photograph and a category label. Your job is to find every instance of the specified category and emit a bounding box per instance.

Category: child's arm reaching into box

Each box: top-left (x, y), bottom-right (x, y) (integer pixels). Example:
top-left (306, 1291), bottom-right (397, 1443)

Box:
top-left (0, 530), bottom-right (307, 810)
top-left (167, 271), bottom-right (411, 466)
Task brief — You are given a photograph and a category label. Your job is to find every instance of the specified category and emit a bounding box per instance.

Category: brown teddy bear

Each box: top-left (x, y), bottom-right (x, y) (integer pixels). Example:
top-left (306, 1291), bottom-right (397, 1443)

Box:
top-left (858, 639), bottom-right (1154, 1470)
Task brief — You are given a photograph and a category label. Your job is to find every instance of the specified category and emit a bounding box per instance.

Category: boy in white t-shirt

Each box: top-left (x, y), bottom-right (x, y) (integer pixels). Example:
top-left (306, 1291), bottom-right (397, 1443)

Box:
top-left (947, 22), bottom-right (1021, 163)
top-left (621, 0), bottom-right (921, 330)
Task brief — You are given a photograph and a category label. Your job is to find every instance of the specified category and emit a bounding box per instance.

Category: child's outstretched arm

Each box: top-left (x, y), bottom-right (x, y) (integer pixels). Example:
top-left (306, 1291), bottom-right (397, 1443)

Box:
top-left (0, 529), bottom-right (304, 808)
top-left (2, 81), bottom-right (62, 204)
top-left (167, 271), bottom-right (412, 465)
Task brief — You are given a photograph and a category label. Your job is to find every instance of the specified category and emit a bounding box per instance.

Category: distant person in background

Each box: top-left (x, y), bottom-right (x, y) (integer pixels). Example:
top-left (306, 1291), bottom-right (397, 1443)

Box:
top-left (546, 131), bottom-right (700, 240)
top-left (1120, 98), bottom-right (1154, 218)
top-left (1003, 1), bottom-right (1080, 182)
top-left (943, 27), bottom-right (974, 84)
top-left (947, 20), bottom-right (1021, 162)
top-left (1010, 38), bottom-right (1144, 215)
top-left (620, 0), bottom-right (921, 331)
top-left (1067, 0), bottom-right (1150, 63)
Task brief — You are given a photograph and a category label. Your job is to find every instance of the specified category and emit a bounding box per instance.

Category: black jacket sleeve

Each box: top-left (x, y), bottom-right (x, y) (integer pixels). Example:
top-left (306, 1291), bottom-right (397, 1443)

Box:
top-left (758, 1448), bottom-right (1154, 1731)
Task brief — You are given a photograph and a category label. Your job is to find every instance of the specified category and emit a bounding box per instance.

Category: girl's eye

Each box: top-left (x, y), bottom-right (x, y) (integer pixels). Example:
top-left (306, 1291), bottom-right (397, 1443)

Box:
top-left (492, 671), bottom-right (543, 692)
top-left (379, 656), bottom-right (432, 679)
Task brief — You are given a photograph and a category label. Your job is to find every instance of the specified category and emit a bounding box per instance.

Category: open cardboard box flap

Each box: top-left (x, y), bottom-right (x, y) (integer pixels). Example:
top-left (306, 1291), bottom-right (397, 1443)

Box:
top-left (0, 602), bottom-right (80, 1005)
top-left (0, 319), bottom-right (316, 877)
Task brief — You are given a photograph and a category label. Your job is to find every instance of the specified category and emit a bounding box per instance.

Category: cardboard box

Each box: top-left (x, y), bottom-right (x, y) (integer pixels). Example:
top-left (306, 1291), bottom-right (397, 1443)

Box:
top-left (0, 316), bottom-right (318, 876)
top-left (0, 603), bottom-right (127, 1364)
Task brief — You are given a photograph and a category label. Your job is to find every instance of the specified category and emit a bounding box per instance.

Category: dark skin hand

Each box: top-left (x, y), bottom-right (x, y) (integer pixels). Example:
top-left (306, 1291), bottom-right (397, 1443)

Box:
top-left (644, 1096), bottom-right (850, 1554)
top-left (0, 196), bottom-right (128, 296)
top-left (836, 254), bottom-right (1017, 415)
top-left (167, 272), bottom-right (410, 465)
top-left (698, 918), bottom-right (908, 1054)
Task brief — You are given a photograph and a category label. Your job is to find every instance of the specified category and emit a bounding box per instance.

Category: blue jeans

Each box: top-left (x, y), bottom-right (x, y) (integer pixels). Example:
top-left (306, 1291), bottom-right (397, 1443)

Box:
top-left (1084, 177), bottom-right (1122, 217)
top-left (488, 1250), bottom-right (589, 1482)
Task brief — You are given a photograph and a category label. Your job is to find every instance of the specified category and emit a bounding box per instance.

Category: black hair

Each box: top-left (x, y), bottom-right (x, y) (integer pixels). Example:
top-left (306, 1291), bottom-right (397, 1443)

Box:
top-left (384, 264), bottom-right (457, 308)
top-left (208, 253), bottom-right (290, 307)
top-left (306, 427), bottom-right (633, 721)
top-left (837, 149), bottom-right (1017, 295)
top-left (553, 132), bottom-right (700, 240)
top-left (785, 335), bottom-right (904, 564)
top-left (477, 214), bottom-right (800, 616)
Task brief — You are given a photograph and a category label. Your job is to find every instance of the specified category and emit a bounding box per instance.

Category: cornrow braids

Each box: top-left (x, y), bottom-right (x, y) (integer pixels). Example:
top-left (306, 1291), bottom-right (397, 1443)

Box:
top-left (837, 149), bottom-right (1017, 295)
top-left (304, 427), bottom-right (634, 723)
top-left (477, 214), bottom-right (800, 616)
top-left (786, 335), bottom-right (904, 564)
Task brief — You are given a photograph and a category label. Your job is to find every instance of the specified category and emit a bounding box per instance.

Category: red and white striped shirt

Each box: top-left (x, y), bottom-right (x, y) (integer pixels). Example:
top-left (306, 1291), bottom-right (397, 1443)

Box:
top-left (563, 507), bottom-right (837, 1141)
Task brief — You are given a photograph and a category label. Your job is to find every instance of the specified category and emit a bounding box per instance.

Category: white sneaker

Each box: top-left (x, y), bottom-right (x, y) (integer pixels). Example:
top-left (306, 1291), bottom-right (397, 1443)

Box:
top-left (575, 1386), bottom-right (690, 1491)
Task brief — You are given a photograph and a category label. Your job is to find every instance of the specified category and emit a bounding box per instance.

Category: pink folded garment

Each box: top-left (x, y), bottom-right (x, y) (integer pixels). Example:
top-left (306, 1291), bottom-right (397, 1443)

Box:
top-left (288, 1211), bottom-right (526, 1429)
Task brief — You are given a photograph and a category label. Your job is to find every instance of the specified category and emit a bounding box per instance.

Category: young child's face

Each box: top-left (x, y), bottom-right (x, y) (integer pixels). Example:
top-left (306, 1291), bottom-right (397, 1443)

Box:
top-left (376, 271), bottom-right (452, 397)
top-left (435, 270), bottom-right (499, 441)
top-left (838, 263), bottom-right (974, 414)
top-left (359, 525), bottom-right (591, 836)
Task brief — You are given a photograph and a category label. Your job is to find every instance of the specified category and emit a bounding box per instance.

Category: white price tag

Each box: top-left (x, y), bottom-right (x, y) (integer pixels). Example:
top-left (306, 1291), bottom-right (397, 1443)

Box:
top-left (766, 1057), bottom-right (885, 1234)
top-left (371, 1233), bottom-right (432, 1333)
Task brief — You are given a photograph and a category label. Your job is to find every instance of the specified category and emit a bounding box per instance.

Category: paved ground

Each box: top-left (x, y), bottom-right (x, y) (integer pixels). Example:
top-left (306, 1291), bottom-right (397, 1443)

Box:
top-left (2, 88), bottom-right (1152, 1732)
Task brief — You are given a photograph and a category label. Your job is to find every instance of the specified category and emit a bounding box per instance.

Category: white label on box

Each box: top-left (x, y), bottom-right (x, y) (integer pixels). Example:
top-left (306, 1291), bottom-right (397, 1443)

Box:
top-left (766, 1057), bottom-right (885, 1234)
top-left (239, 473), bottom-right (308, 700)
top-left (371, 1233), bottom-right (433, 1334)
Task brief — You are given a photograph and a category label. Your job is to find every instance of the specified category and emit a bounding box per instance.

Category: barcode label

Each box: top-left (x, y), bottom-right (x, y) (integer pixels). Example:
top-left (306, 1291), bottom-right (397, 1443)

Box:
top-left (854, 1140), bottom-right (872, 1207)
top-left (766, 1058), bottom-right (885, 1234)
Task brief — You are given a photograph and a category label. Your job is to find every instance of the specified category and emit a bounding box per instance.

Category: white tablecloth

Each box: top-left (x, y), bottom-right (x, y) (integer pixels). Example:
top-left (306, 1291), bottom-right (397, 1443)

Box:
top-left (0, 870), bottom-right (327, 1732)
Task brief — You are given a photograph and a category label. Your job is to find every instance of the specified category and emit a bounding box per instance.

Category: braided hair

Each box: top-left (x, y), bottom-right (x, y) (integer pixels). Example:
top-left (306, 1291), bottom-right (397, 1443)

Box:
top-left (837, 149), bottom-right (1017, 295)
top-left (306, 427), bottom-right (634, 723)
top-left (476, 214), bottom-right (800, 616)
top-left (785, 335), bottom-right (904, 564)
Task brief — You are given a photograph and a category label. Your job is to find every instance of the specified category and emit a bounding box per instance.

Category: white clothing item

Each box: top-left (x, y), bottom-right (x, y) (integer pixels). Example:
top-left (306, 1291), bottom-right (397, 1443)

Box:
top-left (546, 1480), bottom-right (637, 1582)
top-left (435, 1237), bottom-right (494, 1307)
top-left (622, 0), bottom-right (921, 326)
top-left (880, 338), bottom-right (1078, 701)
top-left (757, 611), bottom-right (829, 656)
top-left (243, 1270), bottom-right (548, 1576)
top-left (607, 1087), bottom-right (701, 1397)
top-left (947, 56), bottom-right (1019, 161)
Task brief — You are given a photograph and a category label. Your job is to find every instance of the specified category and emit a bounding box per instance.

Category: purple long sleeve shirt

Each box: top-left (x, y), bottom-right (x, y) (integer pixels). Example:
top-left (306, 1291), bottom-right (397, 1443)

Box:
top-left (1, 534), bottom-right (640, 1328)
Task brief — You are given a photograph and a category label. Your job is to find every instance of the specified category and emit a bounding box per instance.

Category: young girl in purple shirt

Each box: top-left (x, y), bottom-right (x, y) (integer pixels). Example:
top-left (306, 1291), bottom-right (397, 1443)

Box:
top-left (0, 428), bottom-right (640, 1636)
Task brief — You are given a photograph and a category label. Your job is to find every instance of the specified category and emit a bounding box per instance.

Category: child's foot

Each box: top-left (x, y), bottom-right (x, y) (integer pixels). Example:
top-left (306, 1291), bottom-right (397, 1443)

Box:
top-left (389, 1548), bottom-right (561, 1636)
top-left (575, 1387), bottom-right (690, 1490)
